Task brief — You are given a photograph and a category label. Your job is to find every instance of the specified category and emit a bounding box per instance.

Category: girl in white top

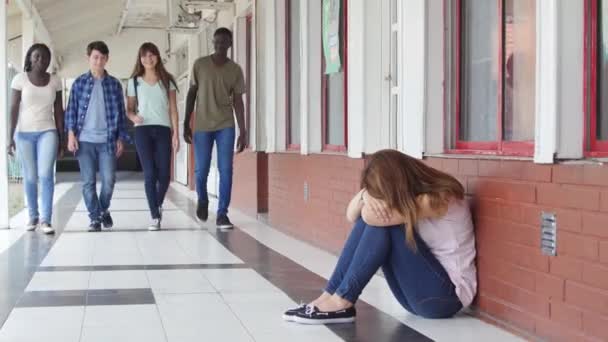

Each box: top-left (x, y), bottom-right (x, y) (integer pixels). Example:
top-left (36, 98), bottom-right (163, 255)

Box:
top-left (284, 149), bottom-right (477, 324)
top-left (8, 43), bottom-right (63, 234)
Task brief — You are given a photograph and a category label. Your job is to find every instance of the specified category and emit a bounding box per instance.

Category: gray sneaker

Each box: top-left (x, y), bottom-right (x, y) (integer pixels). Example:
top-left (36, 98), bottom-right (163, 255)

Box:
top-left (148, 218), bottom-right (161, 231)
top-left (40, 222), bottom-right (55, 234)
top-left (88, 221), bottom-right (102, 232)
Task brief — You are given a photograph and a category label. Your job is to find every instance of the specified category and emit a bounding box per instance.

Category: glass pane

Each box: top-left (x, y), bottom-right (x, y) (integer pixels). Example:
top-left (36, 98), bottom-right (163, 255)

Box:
top-left (324, 0), bottom-right (345, 147)
top-left (391, 0), bottom-right (398, 24)
top-left (460, 0), bottom-right (499, 141)
top-left (503, 0), bottom-right (536, 141)
top-left (392, 31), bottom-right (398, 88)
top-left (327, 71), bottom-right (345, 146)
top-left (599, 0), bottom-right (608, 140)
top-left (289, 0), bottom-right (301, 144)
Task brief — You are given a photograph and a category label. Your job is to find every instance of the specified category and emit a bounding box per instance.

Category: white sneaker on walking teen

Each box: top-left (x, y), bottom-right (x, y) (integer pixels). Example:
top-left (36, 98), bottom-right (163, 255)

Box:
top-left (148, 218), bottom-right (161, 231)
top-left (40, 222), bottom-right (55, 234)
top-left (26, 218), bottom-right (38, 231)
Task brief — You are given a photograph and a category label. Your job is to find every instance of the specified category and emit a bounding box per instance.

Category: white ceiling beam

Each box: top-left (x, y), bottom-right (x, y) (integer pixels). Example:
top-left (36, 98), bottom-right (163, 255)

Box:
top-left (116, 0), bottom-right (133, 35)
top-left (14, 0), bottom-right (61, 70)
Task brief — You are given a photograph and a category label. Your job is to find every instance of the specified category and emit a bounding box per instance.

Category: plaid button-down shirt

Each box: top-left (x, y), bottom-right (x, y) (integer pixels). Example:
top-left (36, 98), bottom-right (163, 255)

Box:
top-left (64, 71), bottom-right (131, 153)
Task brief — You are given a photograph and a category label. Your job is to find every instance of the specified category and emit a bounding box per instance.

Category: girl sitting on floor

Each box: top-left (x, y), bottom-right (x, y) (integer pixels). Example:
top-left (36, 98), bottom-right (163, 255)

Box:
top-left (283, 149), bottom-right (477, 324)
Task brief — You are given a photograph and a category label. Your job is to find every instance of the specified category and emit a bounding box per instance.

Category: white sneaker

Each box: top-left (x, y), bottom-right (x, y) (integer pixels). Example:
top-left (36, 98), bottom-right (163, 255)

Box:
top-left (40, 222), bottom-right (55, 234)
top-left (26, 219), bottom-right (38, 231)
top-left (148, 218), bottom-right (161, 231)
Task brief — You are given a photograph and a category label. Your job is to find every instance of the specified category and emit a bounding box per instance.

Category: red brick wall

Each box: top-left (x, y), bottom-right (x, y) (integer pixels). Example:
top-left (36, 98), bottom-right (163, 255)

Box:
top-left (258, 153), bottom-right (608, 341)
top-left (266, 153), bottom-right (364, 254)
top-left (231, 151), bottom-right (268, 217)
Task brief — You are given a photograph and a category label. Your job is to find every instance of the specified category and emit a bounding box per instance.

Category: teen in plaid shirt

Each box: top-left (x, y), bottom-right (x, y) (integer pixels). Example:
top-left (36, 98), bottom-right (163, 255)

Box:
top-left (65, 41), bottom-right (130, 232)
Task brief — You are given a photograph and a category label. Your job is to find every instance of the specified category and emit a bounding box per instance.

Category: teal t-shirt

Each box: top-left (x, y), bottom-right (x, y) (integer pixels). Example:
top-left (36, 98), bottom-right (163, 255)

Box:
top-left (127, 77), bottom-right (176, 128)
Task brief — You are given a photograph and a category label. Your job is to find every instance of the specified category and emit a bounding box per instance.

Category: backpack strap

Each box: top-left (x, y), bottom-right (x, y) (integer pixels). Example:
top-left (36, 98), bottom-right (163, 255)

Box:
top-left (133, 77), bottom-right (139, 113)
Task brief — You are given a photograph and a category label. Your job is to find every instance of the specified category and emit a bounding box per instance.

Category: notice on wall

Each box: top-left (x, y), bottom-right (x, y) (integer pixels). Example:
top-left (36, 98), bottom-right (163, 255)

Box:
top-left (323, 0), bottom-right (341, 74)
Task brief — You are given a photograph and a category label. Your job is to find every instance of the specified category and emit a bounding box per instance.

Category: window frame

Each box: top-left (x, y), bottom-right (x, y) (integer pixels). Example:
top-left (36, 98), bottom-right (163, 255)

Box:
top-left (447, 0), bottom-right (535, 157)
top-left (286, 0), bottom-right (301, 151)
top-left (245, 14), bottom-right (253, 149)
top-left (586, 0), bottom-right (608, 156)
top-left (321, 0), bottom-right (348, 152)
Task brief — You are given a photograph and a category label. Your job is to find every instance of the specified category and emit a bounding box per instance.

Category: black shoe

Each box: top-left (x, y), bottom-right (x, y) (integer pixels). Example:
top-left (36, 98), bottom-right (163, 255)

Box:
top-left (88, 221), bottom-right (102, 232)
top-left (100, 211), bottom-right (113, 229)
top-left (196, 201), bottom-right (208, 222)
top-left (282, 303), bottom-right (307, 322)
top-left (216, 214), bottom-right (233, 229)
top-left (293, 305), bottom-right (356, 325)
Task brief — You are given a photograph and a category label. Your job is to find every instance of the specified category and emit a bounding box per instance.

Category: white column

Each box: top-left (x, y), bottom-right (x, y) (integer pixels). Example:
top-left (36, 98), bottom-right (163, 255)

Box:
top-left (299, 0), bottom-right (309, 154)
top-left (534, 0), bottom-right (558, 164)
top-left (22, 16), bottom-right (34, 61)
top-left (1, 0), bottom-right (10, 228)
top-left (401, 0), bottom-right (427, 159)
top-left (264, 1), bottom-right (278, 153)
top-left (346, 0), bottom-right (365, 158)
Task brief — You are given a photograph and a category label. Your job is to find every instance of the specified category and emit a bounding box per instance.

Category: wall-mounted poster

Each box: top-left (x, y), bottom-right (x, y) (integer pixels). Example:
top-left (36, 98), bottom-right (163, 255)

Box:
top-left (323, 0), bottom-right (341, 74)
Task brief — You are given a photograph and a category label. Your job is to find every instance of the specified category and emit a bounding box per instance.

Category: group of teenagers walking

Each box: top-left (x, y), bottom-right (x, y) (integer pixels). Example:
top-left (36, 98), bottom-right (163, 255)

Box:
top-left (9, 26), bottom-right (477, 325)
top-left (9, 27), bottom-right (245, 233)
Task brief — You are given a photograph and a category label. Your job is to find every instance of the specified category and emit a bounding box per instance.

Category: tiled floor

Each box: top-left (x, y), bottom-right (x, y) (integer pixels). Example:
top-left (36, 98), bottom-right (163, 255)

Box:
top-left (0, 174), bottom-right (525, 342)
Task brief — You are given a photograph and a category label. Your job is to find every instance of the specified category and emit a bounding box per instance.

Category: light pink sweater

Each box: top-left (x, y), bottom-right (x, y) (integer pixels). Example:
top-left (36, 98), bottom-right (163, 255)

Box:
top-left (417, 199), bottom-right (478, 308)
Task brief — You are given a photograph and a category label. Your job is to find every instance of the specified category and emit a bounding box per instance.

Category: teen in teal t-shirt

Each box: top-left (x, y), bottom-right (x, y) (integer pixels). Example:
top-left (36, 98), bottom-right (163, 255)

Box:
top-left (126, 42), bottom-right (180, 231)
top-left (127, 77), bottom-right (176, 127)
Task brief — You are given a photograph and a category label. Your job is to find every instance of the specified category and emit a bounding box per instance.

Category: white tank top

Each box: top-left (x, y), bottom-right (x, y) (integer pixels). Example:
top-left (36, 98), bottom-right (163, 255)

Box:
top-left (417, 199), bottom-right (477, 308)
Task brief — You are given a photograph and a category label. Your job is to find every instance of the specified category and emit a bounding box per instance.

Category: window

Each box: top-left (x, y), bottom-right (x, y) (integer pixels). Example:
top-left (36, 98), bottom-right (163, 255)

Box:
top-left (322, 0), bottom-right (347, 151)
top-left (588, 0), bottom-right (608, 155)
top-left (452, 0), bottom-right (536, 155)
top-left (286, 0), bottom-right (301, 149)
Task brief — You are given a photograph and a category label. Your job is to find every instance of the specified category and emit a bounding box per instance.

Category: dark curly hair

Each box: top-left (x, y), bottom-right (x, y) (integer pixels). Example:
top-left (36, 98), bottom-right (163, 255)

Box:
top-left (23, 43), bottom-right (51, 72)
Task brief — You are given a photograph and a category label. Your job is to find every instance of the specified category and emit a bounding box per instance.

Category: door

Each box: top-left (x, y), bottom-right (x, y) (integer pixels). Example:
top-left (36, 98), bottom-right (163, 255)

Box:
top-left (174, 76), bottom-right (189, 185)
top-left (381, 0), bottom-right (401, 149)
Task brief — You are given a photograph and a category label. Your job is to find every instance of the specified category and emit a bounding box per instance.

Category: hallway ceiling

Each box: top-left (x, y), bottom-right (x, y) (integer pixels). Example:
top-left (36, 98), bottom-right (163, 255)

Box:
top-left (32, 0), bottom-right (170, 53)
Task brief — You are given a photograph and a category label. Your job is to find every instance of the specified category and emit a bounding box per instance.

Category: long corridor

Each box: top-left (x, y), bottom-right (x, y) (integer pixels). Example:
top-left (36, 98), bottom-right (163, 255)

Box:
top-left (0, 174), bottom-right (522, 342)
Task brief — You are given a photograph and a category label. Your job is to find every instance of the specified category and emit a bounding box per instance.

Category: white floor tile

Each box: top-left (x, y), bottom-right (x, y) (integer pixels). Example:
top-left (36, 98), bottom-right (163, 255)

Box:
top-left (200, 269), bottom-right (281, 293)
top-left (25, 271), bottom-right (90, 291)
top-left (64, 210), bottom-right (199, 231)
top-left (80, 305), bottom-right (166, 342)
top-left (75, 198), bottom-right (177, 212)
top-left (0, 306), bottom-right (84, 342)
top-left (88, 270), bottom-right (149, 289)
top-left (146, 270), bottom-right (216, 294)
top-left (221, 292), bottom-right (343, 340)
top-left (111, 190), bottom-right (148, 199)
top-left (173, 231), bottom-right (244, 264)
top-left (156, 293), bottom-right (253, 342)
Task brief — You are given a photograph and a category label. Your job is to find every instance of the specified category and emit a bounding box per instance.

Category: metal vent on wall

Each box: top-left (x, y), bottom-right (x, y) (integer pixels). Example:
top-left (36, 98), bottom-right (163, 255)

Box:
top-left (541, 212), bottom-right (557, 256)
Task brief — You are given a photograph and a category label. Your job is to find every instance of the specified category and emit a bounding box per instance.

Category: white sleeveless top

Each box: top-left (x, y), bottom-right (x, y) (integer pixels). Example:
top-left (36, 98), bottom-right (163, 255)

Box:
top-left (417, 199), bottom-right (477, 308)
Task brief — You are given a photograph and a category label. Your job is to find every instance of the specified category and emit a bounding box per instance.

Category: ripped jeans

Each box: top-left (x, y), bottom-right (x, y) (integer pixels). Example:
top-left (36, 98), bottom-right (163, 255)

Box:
top-left (325, 218), bottom-right (463, 319)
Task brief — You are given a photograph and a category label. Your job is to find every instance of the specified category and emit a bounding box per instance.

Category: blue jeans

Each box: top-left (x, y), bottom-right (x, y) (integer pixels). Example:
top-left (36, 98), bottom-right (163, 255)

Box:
top-left (193, 127), bottom-right (235, 216)
top-left (76, 142), bottom-right (116, 222)
top-left (325, 218), bottom-right (463, 319)
top-left (135, 126), bottom-right (171, 219)
top-left (15, 130), bottom-right (58, 223)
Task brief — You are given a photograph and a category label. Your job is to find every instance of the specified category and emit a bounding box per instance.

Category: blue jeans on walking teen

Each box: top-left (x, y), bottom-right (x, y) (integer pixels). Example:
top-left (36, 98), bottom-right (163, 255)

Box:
top-left (76, 142), bottom-right (116, 222)
top-left (135, 125), bottom-right (172, 219)
top-left (16, 130), bottom-right (58, 224)
top-left (325, 218), bottom-right (463, 319)
top-left (193, 127), bottom-right (235, 216)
